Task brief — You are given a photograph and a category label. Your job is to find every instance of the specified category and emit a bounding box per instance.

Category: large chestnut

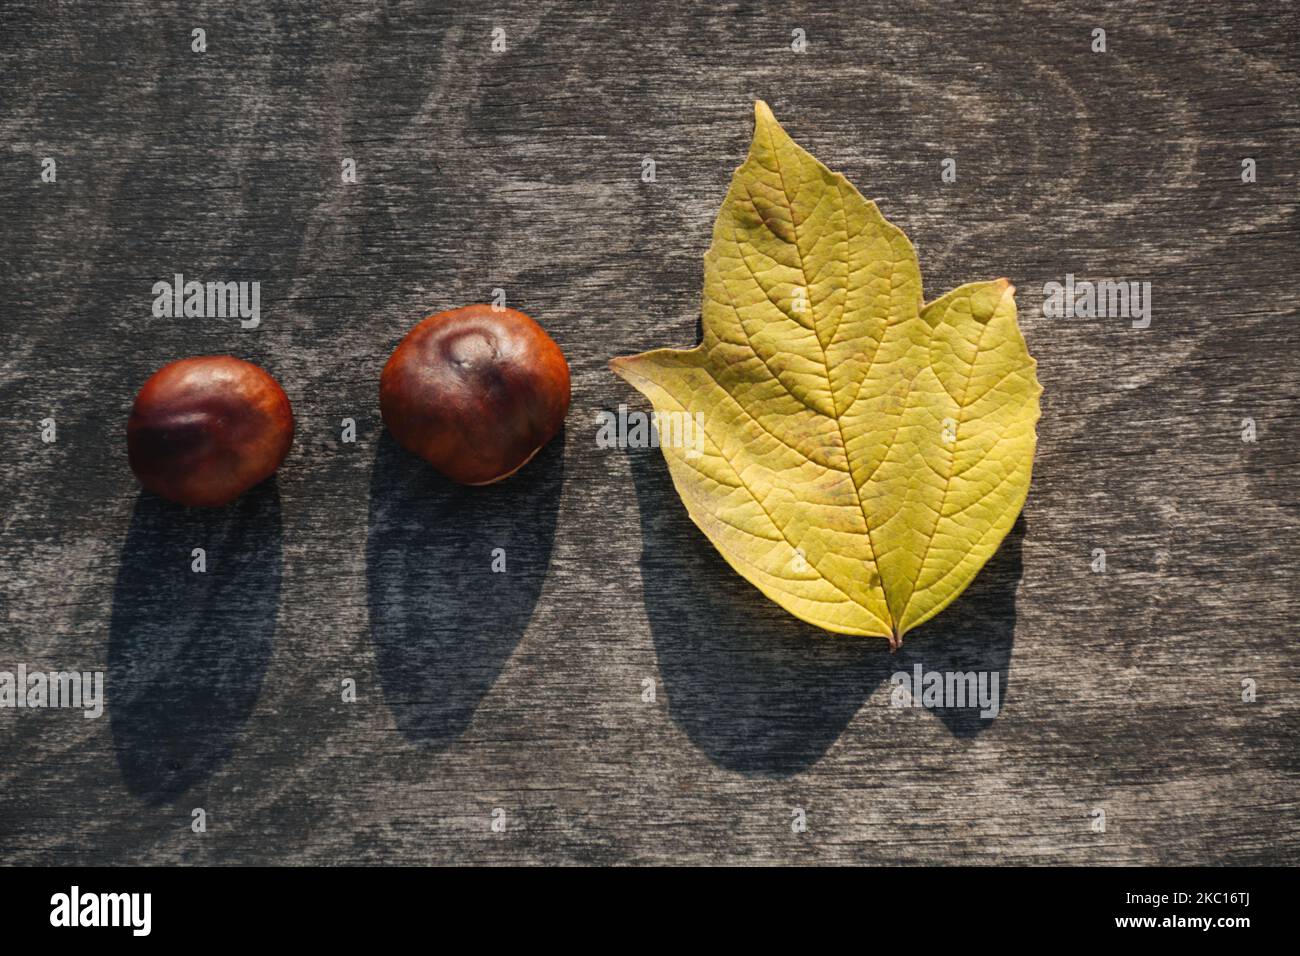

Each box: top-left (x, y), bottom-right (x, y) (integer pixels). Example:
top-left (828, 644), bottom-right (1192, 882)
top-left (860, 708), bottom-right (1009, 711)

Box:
top-left (380, 304), bottom-right (570, 484)
top-left (128, 356), bottom-right (294, 507)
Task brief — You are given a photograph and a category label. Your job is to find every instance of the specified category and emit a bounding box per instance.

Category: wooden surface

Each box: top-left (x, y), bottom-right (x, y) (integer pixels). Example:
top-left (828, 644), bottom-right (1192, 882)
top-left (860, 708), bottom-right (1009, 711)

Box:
top-left (1, 0), bottom-right (1296, 865)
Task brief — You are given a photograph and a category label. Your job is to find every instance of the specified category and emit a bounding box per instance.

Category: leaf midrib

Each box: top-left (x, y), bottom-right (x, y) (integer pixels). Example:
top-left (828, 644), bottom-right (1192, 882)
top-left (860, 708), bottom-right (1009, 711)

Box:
top-left (762, 121), bottom-right (897, 638)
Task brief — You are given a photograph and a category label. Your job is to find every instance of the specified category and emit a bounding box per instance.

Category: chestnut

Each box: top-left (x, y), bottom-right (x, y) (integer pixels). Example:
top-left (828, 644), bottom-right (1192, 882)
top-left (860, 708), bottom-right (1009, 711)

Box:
top-left (380, 304), bottom-right (570, 485)
top-left (127, 356), bottom-right (294, 507)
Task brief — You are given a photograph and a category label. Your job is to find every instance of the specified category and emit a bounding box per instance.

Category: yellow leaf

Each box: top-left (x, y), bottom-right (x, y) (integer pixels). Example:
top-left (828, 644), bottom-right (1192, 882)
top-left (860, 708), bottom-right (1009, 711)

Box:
top-left (611, 102), bottom-right (1042, 648)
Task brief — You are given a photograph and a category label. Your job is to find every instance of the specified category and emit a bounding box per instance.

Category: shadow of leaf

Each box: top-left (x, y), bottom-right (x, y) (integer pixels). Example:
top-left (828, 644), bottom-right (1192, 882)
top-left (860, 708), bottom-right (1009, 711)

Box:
top-left (626, 445), bottom-right (892, 777)
top-left (627, 442), bottom-right (1024, 775)
top-left (895, 515), bottom-right (1024, 737)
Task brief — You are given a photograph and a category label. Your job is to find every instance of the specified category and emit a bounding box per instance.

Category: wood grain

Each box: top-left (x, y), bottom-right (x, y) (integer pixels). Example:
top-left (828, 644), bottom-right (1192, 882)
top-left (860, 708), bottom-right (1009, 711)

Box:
top-left (0, 0), bottom-right (1296, 865)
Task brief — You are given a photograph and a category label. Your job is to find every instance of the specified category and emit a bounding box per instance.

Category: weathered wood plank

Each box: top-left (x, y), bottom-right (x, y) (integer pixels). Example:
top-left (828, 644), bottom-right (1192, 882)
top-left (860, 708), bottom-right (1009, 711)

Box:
top-left (0, 0), bottom-right (1295, 864)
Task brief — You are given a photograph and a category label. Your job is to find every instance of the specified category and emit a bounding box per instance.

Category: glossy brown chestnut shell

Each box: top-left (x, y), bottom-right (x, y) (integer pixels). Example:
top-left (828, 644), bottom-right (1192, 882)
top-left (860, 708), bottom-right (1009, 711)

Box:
top-left (380, 304), bottom-right (570, 485)
top-left (127, 356), bottom-right (294, 507)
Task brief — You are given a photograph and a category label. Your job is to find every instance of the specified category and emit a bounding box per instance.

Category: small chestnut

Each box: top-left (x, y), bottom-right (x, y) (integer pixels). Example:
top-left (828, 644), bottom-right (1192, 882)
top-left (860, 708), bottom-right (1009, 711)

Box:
top-left (128, 356), bottom-right (294, 507)
top-left (380, 304), bottom-right (570, 485)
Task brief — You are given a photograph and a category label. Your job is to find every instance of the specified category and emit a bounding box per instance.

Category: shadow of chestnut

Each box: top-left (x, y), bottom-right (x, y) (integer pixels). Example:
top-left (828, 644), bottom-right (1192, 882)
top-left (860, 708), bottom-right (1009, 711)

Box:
top-left (365, 429), bottom-right (564, 748)
top-left (627, 443), bottom-right (1024, 776)
top-left (108, 479), bottom-right (281, 805)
